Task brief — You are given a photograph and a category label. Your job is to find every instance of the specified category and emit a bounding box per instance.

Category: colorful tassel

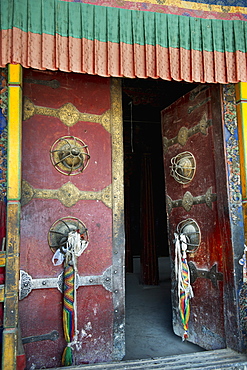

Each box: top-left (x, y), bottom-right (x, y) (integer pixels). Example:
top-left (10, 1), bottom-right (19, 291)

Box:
top-left (179, 256), bottom-right (191, 340)
top-left (53, 229), bottom-right (89, 366)
top-left (174, 232), bottom-right (193, 341)
top-left (62, 264), bottom-right (75, 366)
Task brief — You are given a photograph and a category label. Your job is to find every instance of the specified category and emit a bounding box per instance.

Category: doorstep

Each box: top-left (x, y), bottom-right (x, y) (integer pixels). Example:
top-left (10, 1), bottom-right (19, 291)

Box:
top-left (48, 348), bottom-right (247, 370)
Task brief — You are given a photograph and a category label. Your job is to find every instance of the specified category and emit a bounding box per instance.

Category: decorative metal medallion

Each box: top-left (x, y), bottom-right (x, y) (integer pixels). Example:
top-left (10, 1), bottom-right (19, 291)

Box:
top-left (166, 186), bottom-right (217, 214)
top-left (177, 127), bottom-right (189, 146)
top-left (50, 136), bottom-right (90, 176)
top-left (23, 97), bottom-right (111, 132)
top-left (21, 180), bottom-right (112, 208)
top-left (19, 270), bottom-right (32, 300)
top-left (162, 113), bottom-right (211, 153)
top-left (176, 218), bottom-right (201, 253)
top-left (170, 151), bottom-right (196, 184)
top-left (48, 217), bottom-right (89, 254)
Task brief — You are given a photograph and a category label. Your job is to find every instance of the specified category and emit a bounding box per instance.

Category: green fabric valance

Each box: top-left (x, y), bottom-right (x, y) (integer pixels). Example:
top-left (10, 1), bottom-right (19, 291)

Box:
top-left (1, 0), bottom-right (247, 83)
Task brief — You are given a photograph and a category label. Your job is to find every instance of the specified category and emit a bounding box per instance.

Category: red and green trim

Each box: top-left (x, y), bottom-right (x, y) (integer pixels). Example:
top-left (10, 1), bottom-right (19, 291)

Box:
top-left (1, 1), bottom-right (247, 51)
top-left (1, 0), bottom-right (247, 82)
top-left (49, 0), bottom-right (247, 21)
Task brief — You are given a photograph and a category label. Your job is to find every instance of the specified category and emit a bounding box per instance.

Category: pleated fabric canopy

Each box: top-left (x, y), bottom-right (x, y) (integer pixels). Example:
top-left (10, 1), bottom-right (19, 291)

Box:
top-left (1, 0), bottom-right (247, 83)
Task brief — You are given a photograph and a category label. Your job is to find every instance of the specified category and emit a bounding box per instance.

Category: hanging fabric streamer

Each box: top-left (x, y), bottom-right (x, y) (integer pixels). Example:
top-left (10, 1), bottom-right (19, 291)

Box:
top-left (52, 229), bottom-right (88, 366)
top-left (62, 264), bottom-right (75, 366)
top-left (174, 232), bottom-right (194, 341)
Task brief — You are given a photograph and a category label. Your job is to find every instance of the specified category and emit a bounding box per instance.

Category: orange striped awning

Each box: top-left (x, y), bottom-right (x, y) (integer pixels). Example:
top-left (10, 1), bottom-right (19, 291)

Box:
top-left (1, 0), bottom-right (247, 83)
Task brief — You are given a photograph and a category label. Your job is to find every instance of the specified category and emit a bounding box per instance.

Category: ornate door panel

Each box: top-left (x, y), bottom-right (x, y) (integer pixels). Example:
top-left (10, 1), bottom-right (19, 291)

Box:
top-left (20, 70), bottom-right (124, 369)
top-left (161, 85), bottom-right (231, 350)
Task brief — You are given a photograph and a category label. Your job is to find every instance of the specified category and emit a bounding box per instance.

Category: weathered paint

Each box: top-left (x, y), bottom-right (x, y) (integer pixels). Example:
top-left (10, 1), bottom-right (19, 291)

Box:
top-left (236, 82), bottom-right (247, 200)
top-left (0, 253), bottom-right (6, 267)
top-left (110, 79), bottom-right (125, 360)
top-left (0, 285), bottom-right (5, 301)
top-left (2, 328), bottom-right (18, 370)
top-left (4, 201), bottom-right (20, 329)
top-left (221, 85), bottom-right (246, 352)
top-left (236, 83), bottom-right (247, 244)
top-left (19, 70), bottom-right (124, 369)
top-left (234, 82), bottom-right (247, 351)
top-left (3, 68), bottom-right (246, 369)
top-left (7, 64), bottom-right (22, 201)
top-left (161, 85), bottom-right (235, 350)
top-left (2, 64), bottom-right (22, 370)
top-left (0, 67), bottom-right (8, 202)
top-left (8, 65), bottom-right (22, 87)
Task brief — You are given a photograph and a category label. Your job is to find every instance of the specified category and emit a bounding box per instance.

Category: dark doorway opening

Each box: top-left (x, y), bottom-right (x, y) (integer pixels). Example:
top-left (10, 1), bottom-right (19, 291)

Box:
top-left (122, 78), bottom-right (204, 360)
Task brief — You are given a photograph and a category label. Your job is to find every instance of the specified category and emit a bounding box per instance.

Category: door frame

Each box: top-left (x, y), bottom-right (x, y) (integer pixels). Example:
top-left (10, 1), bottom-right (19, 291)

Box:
top-left (220, 84), bottom-right (246, 352)
top-left (2, 64), bottom-right (247, 368)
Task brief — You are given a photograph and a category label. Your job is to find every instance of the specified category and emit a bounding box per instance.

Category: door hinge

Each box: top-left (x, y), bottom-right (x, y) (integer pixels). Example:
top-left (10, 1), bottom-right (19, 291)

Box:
top-left (19, 266), bottom-right (113, 300)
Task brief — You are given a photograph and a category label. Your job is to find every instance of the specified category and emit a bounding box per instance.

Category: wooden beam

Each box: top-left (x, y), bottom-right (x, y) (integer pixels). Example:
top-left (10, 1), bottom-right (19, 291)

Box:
top-left (0, 252), bottom-right (6, 267)
top-left (2, 328), bottom-right (17, 370)
top-left (2, 64), bottom-right (22, 370)
top-left (0, 285), bottom-right (5, 302)
top-left (7, 64), bottom-right (22, 201)
top-left (236, 82), bottom-right (247, 243)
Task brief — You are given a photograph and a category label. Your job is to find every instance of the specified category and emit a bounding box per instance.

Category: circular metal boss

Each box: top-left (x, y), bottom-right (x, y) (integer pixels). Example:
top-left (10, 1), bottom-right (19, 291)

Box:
top-left (50, 135), bottom-right (90, 176)
top-left (48, 216), bottom-right (89, 254)
top-left (170, 151), bottom-right (196, 184)
top-left (176, 218), bottom-right (201, 253)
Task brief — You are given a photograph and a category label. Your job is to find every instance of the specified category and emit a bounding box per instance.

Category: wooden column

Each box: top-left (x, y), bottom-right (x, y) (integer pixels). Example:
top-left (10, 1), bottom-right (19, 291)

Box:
top-left (140, 154), bottom-right (159, 285)
top-left (124, 154), bottom-right (134, 273)
top-left (236, 83), bottom-right (247, 244)
top-left (2, 64), bottom-right (22, 370)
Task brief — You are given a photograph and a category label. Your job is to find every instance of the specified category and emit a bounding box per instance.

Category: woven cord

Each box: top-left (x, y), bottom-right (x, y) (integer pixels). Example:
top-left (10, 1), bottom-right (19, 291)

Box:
top-left (62, 264), bottom-right (75, 366)
top-left (61, 230), bottom-right (86, 366)
top-left (174, 233), bottom-right (193, 341)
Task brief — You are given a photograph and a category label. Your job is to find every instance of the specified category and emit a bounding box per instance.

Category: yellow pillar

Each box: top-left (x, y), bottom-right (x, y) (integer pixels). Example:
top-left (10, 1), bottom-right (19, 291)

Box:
top-left (2, 64), bottom-right (22, 370)
top-left (236, 82), bottom-right (247, 242)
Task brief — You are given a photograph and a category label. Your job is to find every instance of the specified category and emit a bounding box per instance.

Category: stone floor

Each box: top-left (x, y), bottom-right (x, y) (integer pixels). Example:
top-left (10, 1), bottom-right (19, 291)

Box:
top-left (123, 257), bottom-right (204, 360)
top-left (51, 257), bottom-right (247, 370)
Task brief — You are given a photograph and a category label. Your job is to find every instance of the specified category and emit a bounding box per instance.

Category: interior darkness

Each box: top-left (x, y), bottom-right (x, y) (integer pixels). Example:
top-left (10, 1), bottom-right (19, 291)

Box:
top-left (122, 78), bottom-right (197, 279)
top-left (122, 78), bottom-right (205, 359)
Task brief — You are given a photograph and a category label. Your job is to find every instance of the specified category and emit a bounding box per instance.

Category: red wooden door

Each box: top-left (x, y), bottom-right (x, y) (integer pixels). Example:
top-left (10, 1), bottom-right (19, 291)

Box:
top-left (19, 70), bottom-right (124, 369)
top-left (161, 85), bottom-right (231, 349)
